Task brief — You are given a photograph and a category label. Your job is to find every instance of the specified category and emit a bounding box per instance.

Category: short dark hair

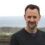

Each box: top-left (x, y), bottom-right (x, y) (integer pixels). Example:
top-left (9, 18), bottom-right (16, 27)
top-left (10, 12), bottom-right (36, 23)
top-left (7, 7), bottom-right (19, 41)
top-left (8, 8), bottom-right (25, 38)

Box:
top-left (25, 4), bottom-right (40, 14)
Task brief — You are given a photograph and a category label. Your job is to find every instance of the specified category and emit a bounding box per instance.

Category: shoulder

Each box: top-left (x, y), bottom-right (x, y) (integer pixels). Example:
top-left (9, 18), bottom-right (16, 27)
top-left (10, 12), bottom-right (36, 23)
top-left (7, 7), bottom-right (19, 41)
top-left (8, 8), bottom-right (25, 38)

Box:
top-left (39, 30), bottom-right (45, 35)
top-left (10, 28), bottom-right (25, 45)
top-left (41, 31), bottom-right (45, 36)
top-left (37, 28), bottom-right (45, 34)
top-left (11, 28), bottom-right (25, 38)
top-left (38, 29), bottom-right (45, 38)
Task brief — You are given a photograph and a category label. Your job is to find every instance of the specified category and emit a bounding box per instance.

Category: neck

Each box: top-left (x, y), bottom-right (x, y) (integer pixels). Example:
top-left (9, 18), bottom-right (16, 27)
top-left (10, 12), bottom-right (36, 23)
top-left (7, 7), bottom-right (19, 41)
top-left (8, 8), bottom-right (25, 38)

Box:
top-left (25, 26), bottom-right (37, 33)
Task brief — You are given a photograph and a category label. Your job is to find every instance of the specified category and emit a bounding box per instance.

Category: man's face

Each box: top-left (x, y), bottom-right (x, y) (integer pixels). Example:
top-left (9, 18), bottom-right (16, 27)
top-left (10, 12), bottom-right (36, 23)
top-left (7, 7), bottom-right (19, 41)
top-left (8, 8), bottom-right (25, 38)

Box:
top-left (24, 8), bottom-right (40, 29)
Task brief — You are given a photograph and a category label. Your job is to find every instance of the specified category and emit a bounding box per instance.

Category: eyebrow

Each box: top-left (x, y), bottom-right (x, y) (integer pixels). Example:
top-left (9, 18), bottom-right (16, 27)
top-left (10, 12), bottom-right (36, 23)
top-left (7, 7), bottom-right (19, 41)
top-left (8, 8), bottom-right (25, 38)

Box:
top-left (27, 16), bottom-right (37, 18)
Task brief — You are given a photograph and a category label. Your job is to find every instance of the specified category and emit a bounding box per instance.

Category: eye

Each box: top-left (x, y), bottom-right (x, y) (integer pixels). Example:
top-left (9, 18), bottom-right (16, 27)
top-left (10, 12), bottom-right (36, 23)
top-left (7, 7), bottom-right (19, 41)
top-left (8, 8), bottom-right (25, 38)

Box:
top-left (33, 16), bottom-right (37, 19)
top-left (27, 16), bottom-right (31, 18)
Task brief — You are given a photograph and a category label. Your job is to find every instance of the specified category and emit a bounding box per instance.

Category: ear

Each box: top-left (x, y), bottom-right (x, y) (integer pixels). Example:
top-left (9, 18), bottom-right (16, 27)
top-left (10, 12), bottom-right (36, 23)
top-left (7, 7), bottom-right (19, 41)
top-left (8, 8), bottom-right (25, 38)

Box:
top-left (39, 15), bottom-right (41, 19)
top-left (24, 14), bottom-right (26, 20)
top-left (38, 15), bottom-right (41, 21)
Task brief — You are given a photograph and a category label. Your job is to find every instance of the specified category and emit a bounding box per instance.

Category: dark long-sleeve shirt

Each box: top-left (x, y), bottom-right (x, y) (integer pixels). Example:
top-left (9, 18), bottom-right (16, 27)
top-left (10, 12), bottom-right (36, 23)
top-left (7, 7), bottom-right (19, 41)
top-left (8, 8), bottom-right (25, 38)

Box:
top-left (10, 28), bottom-right (45, 45)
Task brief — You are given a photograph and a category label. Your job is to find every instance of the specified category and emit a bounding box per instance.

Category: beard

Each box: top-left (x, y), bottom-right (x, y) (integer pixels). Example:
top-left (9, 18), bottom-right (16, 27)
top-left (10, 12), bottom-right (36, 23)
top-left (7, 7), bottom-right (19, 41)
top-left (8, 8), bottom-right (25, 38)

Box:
top-left (27, 21), bottom-right (37, 30)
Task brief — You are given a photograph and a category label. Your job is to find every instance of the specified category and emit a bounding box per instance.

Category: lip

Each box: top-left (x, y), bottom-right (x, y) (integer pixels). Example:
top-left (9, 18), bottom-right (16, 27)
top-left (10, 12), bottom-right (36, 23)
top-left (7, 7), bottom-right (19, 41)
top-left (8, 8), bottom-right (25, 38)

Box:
top-left (29, 23), bottom-right (35, 26)
top-left (29, 22), bottom-right (36, 24)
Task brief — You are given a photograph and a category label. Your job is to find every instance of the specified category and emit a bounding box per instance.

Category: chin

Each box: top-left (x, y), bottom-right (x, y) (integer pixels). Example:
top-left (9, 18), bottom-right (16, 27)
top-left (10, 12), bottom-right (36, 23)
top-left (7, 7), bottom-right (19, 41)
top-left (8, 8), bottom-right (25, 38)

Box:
top-left (29, 25), bottom-right (36, 29)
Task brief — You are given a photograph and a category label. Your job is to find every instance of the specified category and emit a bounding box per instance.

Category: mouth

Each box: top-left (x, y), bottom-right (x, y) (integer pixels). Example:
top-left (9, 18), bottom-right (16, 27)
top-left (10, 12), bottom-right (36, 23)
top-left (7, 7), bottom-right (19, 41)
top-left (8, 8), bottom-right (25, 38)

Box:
top-left (28, 21), bottom-right (36, 25)
top-left (27, 21), bottom-right (37, 28)
top-left (29, 23), bottom-right (35, 27)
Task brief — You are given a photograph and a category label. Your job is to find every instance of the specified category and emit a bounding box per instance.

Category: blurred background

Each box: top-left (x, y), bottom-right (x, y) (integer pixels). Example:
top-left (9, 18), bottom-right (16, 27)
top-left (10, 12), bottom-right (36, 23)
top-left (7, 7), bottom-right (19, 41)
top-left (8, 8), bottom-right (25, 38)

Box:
top-left (0, 0), bottom-right (45, 45)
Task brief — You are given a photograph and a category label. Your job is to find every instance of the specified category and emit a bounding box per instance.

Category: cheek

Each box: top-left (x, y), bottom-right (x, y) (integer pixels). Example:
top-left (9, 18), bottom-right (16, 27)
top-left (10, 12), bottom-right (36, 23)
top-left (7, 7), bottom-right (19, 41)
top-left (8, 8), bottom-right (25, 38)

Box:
top-left (24, 17), bottom-right (28, 23)
top-left (25, 17), bottom-right (29, 21)
top-left (25, 18), bottom-right (29, 23)
top-left (35, 19), bottom-right (39, 23)
top-left (34, 17), bottom-right (40, 22)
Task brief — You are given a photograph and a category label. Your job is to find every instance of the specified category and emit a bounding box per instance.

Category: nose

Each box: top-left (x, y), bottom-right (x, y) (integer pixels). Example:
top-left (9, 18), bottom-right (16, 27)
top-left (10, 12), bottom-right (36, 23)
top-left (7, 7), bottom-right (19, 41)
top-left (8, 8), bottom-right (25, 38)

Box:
top-left (30, 17), bottom-right (34, 22)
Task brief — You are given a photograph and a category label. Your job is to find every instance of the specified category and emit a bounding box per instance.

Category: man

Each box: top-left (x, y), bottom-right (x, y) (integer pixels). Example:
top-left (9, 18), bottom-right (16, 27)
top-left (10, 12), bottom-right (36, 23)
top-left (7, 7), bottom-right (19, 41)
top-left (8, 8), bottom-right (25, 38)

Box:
top-left (10, 4), bottom-right (45, 45)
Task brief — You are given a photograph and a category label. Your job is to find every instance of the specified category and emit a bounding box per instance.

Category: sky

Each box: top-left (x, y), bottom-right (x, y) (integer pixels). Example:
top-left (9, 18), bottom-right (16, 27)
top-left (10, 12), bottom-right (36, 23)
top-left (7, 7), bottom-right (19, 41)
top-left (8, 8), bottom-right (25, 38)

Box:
top-left (0, 0), bottom-right (45, 17)
top-left (0, 0), bottom-right (45, 27)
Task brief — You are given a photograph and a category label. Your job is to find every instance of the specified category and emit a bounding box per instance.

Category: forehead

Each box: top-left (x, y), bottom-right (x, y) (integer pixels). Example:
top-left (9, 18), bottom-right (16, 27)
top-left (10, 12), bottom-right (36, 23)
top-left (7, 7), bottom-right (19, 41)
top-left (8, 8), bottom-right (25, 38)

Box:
top-left (25, 8), bottom-right (39, 16)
